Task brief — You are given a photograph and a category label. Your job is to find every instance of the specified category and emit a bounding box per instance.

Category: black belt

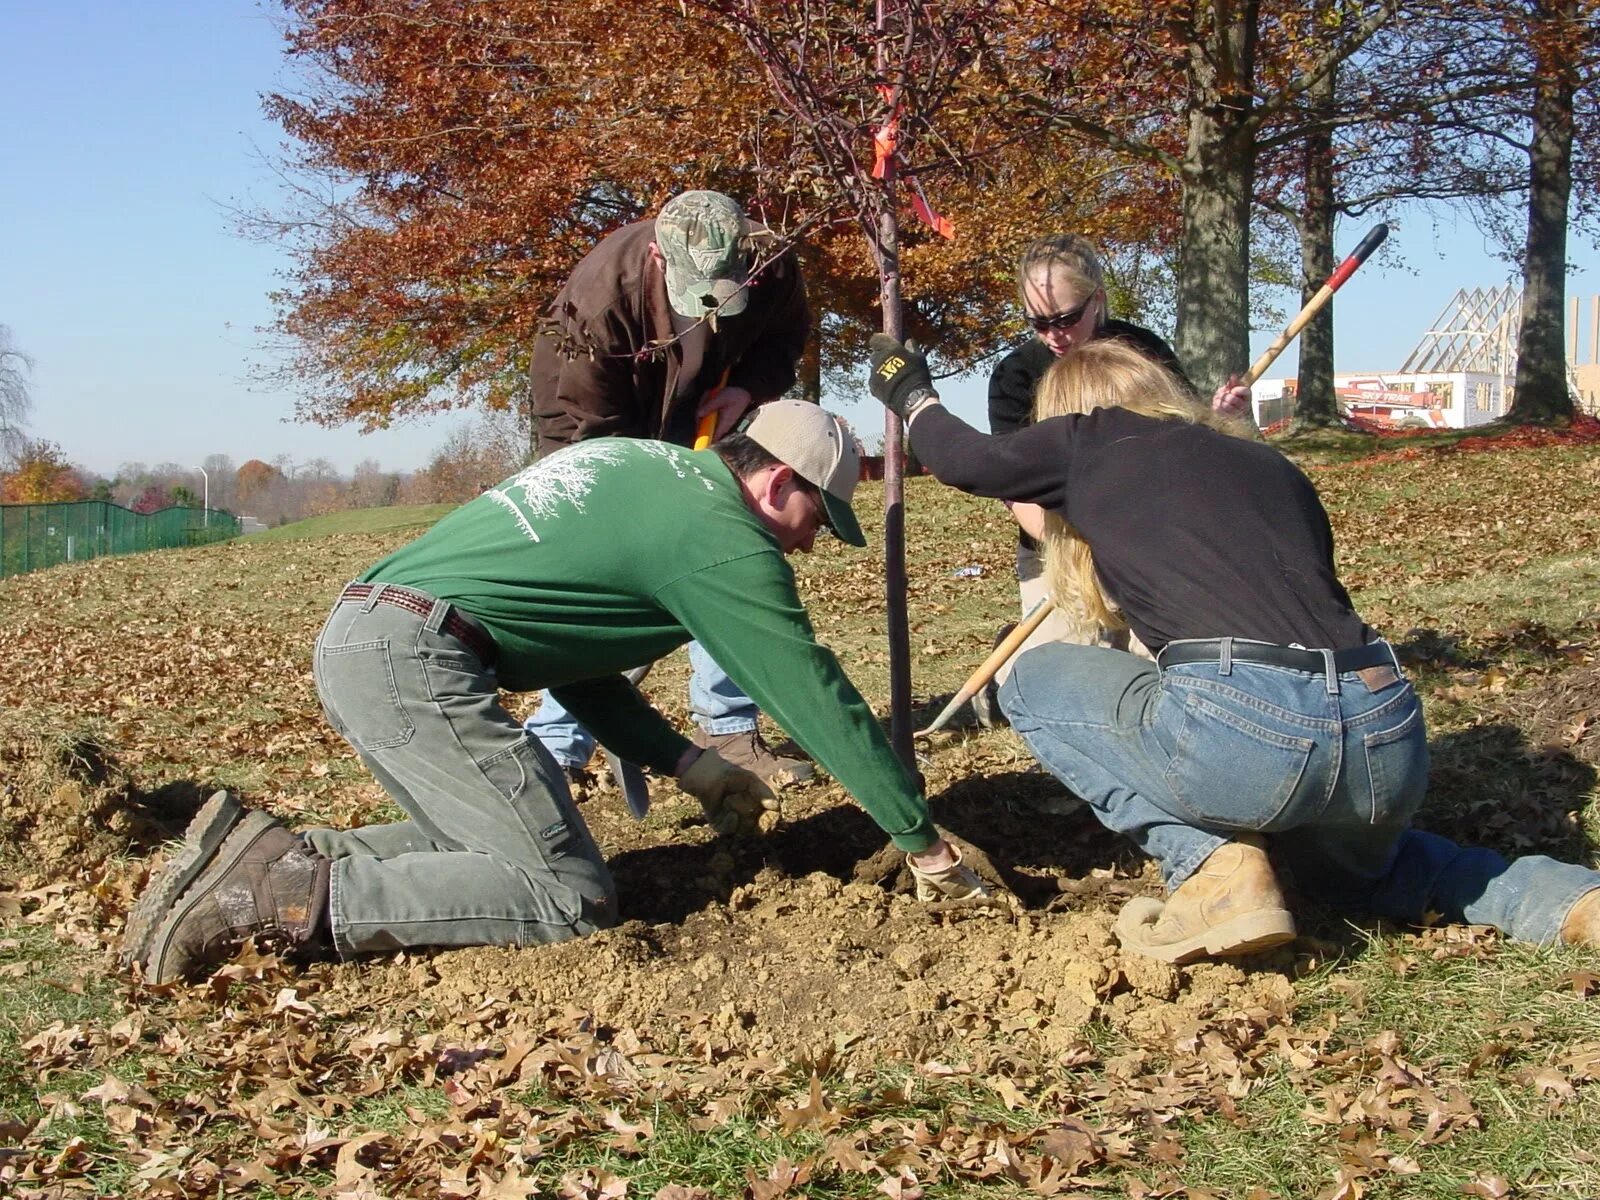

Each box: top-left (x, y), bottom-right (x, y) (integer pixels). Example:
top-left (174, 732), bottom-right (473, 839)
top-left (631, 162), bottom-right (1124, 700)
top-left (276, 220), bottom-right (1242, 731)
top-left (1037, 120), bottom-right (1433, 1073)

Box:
top-left (339, 583), bottom-right (497, 665)
top-left (1159, 638), bottom-right (1394, 674)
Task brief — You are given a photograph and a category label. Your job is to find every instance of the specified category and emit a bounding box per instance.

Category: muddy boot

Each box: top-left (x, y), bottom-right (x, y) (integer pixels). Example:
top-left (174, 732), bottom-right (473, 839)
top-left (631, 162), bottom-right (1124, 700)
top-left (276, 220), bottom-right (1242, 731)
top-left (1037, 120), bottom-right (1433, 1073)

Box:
top-left (694, 728), bottom-right (814, 788)
top-left (1560, 888), bottom-right (1600, 947)
top-left (140, 809), bottom-right (331, 985)
top-left (1115, 836), bottom-right (1295, 964)
top-left (973, 622), bottom-right (1016, 730)
top-left (122, 791), bottom-right (248, 969)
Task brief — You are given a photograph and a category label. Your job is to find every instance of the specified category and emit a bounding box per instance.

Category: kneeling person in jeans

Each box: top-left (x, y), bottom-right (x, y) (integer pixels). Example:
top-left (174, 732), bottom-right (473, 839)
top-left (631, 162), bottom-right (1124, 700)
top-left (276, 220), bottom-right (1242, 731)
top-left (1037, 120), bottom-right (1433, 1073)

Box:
top-left (123, 402), bottom-right (986, 984)
top-left (867, 334), bottom-right (1600, 963)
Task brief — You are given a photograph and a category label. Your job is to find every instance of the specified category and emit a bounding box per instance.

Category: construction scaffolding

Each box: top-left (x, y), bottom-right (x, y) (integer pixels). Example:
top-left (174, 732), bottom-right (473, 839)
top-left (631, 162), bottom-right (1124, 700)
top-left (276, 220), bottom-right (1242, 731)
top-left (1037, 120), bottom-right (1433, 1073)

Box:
top-left (1398, 286), bottom-right (1587, 410)
top-left (1399, 286), bottom-right (1521, 376)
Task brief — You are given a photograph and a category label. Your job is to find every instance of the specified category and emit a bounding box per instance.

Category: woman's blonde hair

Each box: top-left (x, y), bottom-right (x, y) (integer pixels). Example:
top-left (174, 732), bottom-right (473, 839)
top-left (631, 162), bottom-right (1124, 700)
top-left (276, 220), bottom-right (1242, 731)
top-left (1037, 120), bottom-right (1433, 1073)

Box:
top-left (1032, 338), bottom-right (1252, 628)
top-left (1016, 235), bottom-right (1104, 309)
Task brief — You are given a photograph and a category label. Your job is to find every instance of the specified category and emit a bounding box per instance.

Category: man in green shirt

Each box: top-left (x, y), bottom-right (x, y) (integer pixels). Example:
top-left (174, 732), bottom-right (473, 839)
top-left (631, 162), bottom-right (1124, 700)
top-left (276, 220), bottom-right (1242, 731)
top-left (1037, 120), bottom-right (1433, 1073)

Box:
top-left (123, 401), bottom-right (987, 984)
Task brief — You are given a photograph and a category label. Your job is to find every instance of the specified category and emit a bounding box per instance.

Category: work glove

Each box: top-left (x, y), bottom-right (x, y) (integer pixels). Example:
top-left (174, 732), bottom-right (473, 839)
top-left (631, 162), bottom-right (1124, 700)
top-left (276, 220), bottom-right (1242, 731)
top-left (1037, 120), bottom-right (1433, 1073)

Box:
top-left (906, 844), bottom-right (992, 902)
top-left (867, 334), bottom-right (938, 422)
top-left (678, 748), bottom-right (781, 836)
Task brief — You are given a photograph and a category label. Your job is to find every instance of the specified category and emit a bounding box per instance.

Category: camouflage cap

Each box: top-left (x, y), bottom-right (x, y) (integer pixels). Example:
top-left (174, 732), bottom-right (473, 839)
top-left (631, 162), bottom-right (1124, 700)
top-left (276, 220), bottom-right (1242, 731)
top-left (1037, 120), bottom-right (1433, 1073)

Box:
top-left (655, 191), bottom-right (752, 319)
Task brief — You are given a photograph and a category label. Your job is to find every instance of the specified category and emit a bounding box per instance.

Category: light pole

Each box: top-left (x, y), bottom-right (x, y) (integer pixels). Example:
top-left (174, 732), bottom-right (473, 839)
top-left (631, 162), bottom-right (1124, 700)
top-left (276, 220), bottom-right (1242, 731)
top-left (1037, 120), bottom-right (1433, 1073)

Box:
top-left (193, 465), bottom-right (209, 526)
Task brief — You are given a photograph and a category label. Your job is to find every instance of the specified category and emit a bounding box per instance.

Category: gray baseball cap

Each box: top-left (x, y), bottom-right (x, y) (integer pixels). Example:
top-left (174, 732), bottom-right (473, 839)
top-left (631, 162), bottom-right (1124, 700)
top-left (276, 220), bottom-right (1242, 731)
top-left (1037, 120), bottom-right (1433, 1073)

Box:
top-left (745, 400), bottom-right (866, 547)
top-left (655, 191), bottom-right (752, 319)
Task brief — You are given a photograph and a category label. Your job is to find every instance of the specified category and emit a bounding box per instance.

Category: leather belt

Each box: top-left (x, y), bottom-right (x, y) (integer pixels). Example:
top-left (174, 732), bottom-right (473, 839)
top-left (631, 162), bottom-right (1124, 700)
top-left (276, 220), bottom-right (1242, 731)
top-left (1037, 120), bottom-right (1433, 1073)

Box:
top-left (1159, 638), bottom-right (1395, 675)
top-left (339, 583), bottom-right (497, 665)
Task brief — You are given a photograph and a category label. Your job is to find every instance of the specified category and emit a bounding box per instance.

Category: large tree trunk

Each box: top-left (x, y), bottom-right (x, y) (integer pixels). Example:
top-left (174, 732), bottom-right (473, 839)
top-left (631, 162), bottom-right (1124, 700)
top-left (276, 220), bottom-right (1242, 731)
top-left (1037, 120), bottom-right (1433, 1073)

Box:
top-left (1292, 63), bottom-right (1339, 428)
top-left (1173, 0), bottom-right (1259, 390)
top-left (1506, 0), bottom-right (1577, 425)
top-left (799, 327), bottom-right (822, 404)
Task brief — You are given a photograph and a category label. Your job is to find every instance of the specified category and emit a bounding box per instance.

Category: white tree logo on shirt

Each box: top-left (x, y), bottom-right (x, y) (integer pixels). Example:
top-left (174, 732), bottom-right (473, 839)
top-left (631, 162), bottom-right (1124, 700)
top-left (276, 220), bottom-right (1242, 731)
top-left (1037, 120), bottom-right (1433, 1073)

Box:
top-left (485, 441), bottom-right (629, 543)
top-left (636, 441), bottom-right (716, 489)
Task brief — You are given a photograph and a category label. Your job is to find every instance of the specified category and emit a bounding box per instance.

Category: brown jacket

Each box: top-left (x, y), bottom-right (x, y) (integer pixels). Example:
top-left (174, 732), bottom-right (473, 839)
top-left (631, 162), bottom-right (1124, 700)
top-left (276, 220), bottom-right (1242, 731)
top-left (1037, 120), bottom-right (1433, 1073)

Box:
top-left (530, 220), bottom-right (809, 454)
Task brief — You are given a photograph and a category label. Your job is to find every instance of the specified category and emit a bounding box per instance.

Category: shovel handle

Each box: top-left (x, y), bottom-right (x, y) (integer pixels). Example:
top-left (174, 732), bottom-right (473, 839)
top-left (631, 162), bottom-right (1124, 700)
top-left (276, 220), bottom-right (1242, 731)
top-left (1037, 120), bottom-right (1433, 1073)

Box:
top-left (693, 412), bottom-right (717, 450)
top-left (917, 599), bottom-right (1054, 736)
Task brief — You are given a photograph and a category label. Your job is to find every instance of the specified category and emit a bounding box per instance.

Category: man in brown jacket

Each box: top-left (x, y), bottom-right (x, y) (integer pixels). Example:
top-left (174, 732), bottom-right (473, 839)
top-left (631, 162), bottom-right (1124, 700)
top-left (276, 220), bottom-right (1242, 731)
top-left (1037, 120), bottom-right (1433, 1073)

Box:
top-left (524, 190), bottom-right (815, 786)
top-left (530, 190), bottom-right (810, 450)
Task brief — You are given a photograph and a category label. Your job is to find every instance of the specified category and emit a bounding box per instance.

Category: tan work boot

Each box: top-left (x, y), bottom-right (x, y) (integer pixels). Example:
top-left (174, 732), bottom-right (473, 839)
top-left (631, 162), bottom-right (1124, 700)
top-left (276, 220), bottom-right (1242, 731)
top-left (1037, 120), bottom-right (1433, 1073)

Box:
top-left (1560, 888), bottom-right (1600, 946)
top-left (693, 728), bottom-right (814, 787)
top-left (1115, 836), bottom-right (1296, 964)
top-left (138, 808), bottom-right (331, 984)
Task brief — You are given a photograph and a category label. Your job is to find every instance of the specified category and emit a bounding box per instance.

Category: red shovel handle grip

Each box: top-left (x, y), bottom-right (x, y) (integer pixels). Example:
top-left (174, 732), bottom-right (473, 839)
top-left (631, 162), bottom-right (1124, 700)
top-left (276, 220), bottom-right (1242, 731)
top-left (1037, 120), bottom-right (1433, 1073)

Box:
top-left (1327, 223), bottom-right (1389, 291)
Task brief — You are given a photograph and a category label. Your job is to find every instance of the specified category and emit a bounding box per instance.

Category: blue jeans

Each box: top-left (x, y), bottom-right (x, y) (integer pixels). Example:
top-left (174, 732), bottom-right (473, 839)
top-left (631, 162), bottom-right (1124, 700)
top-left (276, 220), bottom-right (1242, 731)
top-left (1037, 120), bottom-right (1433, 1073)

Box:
top-left (999, 640), bottom-right (1600, 944)
top-left (311, 587), bottom-right (616, 955)
top-left (523, 641), bottom-right (757, 767)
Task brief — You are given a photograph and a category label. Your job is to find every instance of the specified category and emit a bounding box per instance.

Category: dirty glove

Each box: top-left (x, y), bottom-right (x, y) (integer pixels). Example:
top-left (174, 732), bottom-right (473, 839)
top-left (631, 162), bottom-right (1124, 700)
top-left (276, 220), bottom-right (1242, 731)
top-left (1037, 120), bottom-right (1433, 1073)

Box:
top-left (907, 844), bottom-right (991, 902)
top-left (679, 748), bottom-right (780, 836)
top-left (867, 334), bottom-right (939, 423)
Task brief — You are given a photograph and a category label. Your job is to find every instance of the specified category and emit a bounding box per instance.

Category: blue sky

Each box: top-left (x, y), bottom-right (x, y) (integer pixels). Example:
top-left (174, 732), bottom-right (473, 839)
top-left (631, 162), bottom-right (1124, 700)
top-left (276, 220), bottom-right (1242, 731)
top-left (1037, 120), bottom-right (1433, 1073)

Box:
top-left (3, 1), bottom-right (1597, 478)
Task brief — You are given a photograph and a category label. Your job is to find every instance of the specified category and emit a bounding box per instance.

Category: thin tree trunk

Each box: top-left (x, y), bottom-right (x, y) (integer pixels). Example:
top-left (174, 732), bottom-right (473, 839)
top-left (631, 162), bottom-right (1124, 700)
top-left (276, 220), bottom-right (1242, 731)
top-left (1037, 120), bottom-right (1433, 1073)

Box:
top-left (877, 2), bottom-right (914, 771)
top-left (1173, 0), bottom-right (1258, 390)
top-left (1507, 0), bottom-right (1576, 424)
top-left (1293, 62), bottom-right (1339, 427)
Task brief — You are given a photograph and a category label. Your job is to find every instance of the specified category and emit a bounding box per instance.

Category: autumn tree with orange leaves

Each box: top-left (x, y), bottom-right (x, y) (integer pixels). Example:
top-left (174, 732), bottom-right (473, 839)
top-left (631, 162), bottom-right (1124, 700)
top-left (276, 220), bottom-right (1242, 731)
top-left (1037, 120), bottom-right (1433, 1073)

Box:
top-left (260, 0), bottom-right (1185, 758)
top-left (1, 441), bottom-right (86, 504)
top-left (258, 0), bottom-right (1179, 440)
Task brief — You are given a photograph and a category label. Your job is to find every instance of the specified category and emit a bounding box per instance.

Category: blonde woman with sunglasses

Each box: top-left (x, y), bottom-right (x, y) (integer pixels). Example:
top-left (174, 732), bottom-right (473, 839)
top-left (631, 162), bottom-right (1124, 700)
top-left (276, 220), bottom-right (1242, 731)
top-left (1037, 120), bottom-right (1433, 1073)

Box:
top-left (980, 237), bottom-right (1251, 729)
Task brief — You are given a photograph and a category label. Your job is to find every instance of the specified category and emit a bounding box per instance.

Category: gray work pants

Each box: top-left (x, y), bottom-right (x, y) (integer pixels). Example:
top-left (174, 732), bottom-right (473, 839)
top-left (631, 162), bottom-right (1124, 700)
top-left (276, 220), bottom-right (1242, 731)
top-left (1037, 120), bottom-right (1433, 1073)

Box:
top-left (308, 586), bottom-right (616, 957)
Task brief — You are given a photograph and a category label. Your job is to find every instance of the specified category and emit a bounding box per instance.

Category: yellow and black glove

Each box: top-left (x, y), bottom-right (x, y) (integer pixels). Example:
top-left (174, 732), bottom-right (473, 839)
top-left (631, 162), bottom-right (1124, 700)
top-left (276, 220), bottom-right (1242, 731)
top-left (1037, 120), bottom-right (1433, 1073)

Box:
top-left (867, 334), bottom-right (939, 422)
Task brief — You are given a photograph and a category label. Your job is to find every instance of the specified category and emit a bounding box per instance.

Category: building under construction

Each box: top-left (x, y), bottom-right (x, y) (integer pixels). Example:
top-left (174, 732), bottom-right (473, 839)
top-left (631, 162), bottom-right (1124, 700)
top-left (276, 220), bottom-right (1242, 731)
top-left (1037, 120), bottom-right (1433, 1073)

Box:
top-left (1257, 290), bottom-right (1600, 429)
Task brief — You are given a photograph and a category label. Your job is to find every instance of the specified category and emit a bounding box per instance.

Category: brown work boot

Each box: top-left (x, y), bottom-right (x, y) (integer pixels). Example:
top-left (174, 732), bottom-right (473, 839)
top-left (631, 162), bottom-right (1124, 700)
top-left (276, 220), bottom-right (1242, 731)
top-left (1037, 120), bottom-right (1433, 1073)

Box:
top-left (1115, 836), bottom-right (1296, 964)
top-left (693, 728), bottom-right (814, 788)
top-left (1560, 888), bottom-right (1600, 947)
top-left (121, 790), bottom-right (248, 969)
top-left (138, 809), bottom-right (331, 984)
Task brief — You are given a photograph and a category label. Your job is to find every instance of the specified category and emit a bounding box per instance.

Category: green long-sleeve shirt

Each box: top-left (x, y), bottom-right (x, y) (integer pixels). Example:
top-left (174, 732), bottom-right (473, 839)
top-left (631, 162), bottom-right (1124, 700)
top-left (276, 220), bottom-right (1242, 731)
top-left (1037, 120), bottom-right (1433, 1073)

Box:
top-left (362, 439), bottom-right (936, 851)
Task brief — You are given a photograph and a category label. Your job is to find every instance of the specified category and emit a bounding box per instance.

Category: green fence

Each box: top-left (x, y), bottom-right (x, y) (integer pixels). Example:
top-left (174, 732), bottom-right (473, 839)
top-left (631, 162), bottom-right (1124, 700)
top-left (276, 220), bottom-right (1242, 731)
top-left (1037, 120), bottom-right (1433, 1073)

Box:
top-left (0, 501), bottom-right (241, 579)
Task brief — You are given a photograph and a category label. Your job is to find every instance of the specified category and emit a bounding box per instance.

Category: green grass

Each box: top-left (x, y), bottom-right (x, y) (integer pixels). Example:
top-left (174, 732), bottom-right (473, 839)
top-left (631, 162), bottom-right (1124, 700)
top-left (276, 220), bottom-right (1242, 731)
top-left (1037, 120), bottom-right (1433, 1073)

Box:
top-left (0, 925), bottom-right (140, 1193)
top-left (1154, 940), bottom-right (1600, 1197)
top-left (244, 502), bottom-right (457, 541)
top-left (6, 441), bottom-right (1600, 1198)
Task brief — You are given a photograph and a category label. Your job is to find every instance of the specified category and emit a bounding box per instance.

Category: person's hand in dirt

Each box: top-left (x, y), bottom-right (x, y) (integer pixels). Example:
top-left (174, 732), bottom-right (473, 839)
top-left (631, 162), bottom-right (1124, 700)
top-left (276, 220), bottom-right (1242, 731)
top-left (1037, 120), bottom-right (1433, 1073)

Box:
top-left (676, 747), bottom-right (780, 836)
top-left (867, 334), bottom-right (941, 426)
top-left (906, 839), bottom-right (991, 902)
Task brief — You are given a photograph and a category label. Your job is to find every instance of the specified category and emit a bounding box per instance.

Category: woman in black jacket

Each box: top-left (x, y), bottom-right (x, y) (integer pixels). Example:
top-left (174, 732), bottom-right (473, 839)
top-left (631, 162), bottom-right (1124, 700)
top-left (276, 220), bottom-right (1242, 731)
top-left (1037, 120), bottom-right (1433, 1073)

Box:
top-left (867, 333), bottom-right (1600, 963)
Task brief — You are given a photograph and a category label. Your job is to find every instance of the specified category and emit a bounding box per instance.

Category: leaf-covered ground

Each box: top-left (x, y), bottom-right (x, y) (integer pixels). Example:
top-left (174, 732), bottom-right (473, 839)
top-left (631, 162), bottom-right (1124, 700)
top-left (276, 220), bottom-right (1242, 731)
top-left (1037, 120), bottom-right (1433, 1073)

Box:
top-left (4, 434), bottom-right (1600, 1198)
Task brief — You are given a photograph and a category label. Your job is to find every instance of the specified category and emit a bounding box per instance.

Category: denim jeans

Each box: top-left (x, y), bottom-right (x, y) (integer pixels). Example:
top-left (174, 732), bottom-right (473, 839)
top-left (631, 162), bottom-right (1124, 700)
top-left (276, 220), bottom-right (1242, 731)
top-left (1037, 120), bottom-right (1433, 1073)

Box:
top-left (309, 586), bottom-right (617, 957)
top-left (999, 640), bottom-right (1600, 944)
top-left (523, 640), bottom-right (757, 767)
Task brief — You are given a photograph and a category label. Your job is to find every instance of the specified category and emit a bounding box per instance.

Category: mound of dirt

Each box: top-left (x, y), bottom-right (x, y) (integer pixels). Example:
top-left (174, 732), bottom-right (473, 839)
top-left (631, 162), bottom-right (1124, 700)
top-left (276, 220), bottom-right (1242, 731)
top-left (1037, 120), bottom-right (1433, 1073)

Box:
top-left (313, 822), bottom-right (1299, 1071)
top-left (0, 713), bottom-right (130, 878)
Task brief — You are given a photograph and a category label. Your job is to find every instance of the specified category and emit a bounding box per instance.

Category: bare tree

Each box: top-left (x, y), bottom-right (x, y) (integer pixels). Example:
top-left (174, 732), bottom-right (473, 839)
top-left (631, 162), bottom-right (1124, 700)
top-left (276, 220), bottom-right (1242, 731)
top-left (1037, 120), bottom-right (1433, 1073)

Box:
top-left (685, 0), bottom-right (998, 765)
top-left (1, 325), bottom-right (33, 470)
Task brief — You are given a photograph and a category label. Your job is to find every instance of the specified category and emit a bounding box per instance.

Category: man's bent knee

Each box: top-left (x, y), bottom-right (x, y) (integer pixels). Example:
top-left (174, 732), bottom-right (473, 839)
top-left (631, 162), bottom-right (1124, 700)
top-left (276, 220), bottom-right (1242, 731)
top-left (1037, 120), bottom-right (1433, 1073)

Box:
top-left (515, 854), bottom-right (618, 944)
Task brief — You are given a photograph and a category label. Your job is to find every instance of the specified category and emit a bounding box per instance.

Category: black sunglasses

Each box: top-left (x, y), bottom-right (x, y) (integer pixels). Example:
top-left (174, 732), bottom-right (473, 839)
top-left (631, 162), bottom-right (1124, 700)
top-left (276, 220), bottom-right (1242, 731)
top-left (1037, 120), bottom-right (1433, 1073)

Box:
top-left (1027, 291), bottom-right (1098, 333)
